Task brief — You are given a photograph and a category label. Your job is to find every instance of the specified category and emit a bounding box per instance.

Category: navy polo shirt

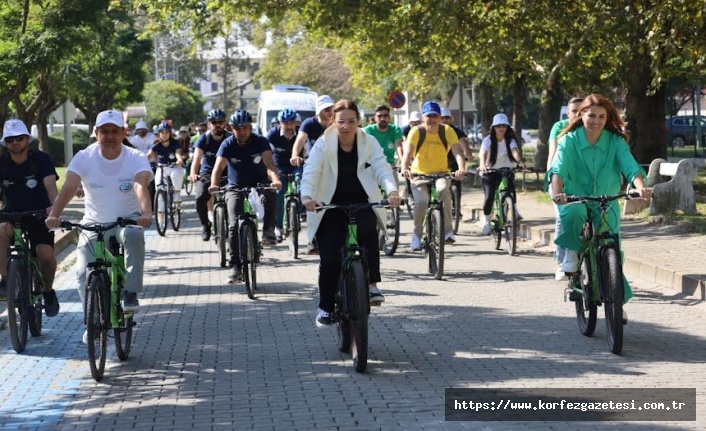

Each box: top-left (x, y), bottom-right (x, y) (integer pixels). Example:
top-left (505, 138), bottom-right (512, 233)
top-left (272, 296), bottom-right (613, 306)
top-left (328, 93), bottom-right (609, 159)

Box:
top-left (217, 134), bottom-right (271, 187)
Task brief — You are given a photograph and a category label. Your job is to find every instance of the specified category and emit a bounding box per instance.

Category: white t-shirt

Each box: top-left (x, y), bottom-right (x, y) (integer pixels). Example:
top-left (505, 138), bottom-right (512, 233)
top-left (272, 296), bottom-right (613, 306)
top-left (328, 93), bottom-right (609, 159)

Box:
top-left (68, 143), bottom-right (153, 223)
top-left (129, 133), bottom-right (156, 161)
top-left (480, 136), bottom-right (518, 169)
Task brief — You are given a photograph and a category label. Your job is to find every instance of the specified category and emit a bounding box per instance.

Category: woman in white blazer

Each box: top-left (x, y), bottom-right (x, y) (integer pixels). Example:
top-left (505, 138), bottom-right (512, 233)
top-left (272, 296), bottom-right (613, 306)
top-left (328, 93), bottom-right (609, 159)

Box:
top-left (300, 99), bottom-right (401, 327)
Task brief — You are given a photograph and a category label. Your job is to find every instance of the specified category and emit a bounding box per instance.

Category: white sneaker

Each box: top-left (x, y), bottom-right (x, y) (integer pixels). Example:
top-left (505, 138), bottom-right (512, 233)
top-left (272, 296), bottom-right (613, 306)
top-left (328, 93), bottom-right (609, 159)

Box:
top-left (561, 250), bottom-right (579, 273)
top-left (315, 308), bottom-right (331, 328)
top-left (481, 221), bottom-right (491, 235)
top-left (410, 234), bottom-right (421, 250)
top-left (555, 267), bottom-right (568, 281)
top-left (445, 231), bottom-right (455, 243)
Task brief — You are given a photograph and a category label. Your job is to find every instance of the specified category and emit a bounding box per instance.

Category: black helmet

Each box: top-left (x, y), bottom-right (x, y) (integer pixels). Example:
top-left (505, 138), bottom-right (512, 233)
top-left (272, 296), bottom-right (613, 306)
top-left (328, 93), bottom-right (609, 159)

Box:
top-left (156, 121), bottom-right (172, 132)
top-left (277, 108), bottom-right (297, 123)
top-left (229, 110), bottom-right (253, 126)
top-left (207, 109), bottom-right (226, 121)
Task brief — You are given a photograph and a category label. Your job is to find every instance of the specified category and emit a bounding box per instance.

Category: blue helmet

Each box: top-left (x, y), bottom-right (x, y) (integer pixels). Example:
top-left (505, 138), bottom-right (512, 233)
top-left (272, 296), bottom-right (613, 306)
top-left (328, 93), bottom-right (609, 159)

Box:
top-left (207, 109), bottom-right (226, 121)
top-left (277, 108), bottom-right (298, 123)
top-left (156, 121), bottom-right (172, 132)
top-left (229, 110), bottom-right (253, 127)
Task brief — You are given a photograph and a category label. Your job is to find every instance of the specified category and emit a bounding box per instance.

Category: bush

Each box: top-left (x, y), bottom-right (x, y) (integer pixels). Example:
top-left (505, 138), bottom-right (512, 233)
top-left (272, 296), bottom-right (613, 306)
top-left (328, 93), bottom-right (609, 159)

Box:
top-left (42, 130), bottom-right (90, 166)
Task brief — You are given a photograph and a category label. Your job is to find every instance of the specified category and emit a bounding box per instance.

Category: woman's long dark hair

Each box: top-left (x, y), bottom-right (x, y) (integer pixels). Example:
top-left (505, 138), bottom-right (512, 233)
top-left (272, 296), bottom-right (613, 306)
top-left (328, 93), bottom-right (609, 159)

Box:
top-left (489, 125), bottom-right (519, 166)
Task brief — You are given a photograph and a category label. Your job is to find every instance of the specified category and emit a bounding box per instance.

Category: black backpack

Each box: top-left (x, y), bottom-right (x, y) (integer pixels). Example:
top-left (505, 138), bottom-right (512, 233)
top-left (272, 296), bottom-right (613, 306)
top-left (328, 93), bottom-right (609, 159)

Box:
top-left (413, 124), bottom-right (449, 157)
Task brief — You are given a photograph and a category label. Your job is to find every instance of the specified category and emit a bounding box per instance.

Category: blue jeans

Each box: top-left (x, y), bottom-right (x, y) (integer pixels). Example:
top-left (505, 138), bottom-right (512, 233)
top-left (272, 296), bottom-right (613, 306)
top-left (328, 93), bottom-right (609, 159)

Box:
top-left (276, 167), bottom-right (303, 230)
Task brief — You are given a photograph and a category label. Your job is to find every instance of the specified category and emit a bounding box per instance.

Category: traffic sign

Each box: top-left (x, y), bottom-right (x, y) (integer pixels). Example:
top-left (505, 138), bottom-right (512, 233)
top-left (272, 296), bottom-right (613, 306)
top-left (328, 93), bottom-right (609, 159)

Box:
top-left (388, 91), bottom-right (406, 109)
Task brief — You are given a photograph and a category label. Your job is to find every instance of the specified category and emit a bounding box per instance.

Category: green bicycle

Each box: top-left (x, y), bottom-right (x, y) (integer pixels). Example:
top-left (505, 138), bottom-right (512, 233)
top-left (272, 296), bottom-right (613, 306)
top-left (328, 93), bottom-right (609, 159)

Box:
top-left (413, 174), bottom-right (453, 280)
top-left (281, 173), bottom-right (302, 259)
top-left (320, 200), bottom-right (390, 373)
top-left (1, 210), bottom-right (47, 353)
top-left (564, 192), bottom-right (638, 355)
top-left (486, 167), bottom-right (519, 256)
top-left (58, 217), bottom-right (138, 381)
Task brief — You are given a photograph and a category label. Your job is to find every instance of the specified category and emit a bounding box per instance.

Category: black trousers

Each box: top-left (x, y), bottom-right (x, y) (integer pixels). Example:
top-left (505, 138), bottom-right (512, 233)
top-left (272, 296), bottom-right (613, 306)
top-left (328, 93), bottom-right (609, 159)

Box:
top-left (481, 171), bottom-right (516, 215)
top-left (314, 207), bottom-right (379, 313)
top-left (225, 188), bottom-right (276, 267)
top-left (194, 175), bottom-right (228, 226)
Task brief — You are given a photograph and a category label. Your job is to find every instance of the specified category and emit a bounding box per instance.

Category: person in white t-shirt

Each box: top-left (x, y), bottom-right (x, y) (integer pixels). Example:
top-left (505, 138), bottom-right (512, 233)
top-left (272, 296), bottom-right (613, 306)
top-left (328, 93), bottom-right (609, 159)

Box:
top-left (129, 121), bottom-right (156, 162)
top-left (46, 110), bottom-right (153, 333)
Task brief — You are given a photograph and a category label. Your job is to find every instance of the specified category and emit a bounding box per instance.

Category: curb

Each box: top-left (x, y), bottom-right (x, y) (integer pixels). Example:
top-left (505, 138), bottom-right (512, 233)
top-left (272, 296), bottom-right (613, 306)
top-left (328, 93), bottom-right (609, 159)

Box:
top-left (473, 205), bottom-right (706, 299)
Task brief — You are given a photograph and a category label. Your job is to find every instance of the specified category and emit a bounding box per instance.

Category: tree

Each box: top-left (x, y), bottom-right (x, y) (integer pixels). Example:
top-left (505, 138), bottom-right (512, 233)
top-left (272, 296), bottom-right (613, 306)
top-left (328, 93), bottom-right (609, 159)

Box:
top-left (142, 80), bottom-right (204, 126)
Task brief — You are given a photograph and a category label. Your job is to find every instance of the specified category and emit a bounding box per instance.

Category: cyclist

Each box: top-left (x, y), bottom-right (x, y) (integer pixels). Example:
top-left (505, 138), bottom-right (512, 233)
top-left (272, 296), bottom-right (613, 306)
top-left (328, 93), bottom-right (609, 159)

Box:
top-left (46, 110), bottom-right (153, 336)
top-left (300, 99), bottom-right (400, 327)
top-left (190, 109), bottom-right (232, 241)
top-left (401, 111), bottom-right (422, 139)
top-left (363, 104), bottom-right (403, 169)
top-left (400, 101), bottom-right (466, 250)
top-left (208, 110), bottom-right (282, 284)
top-left (477, 113), bottom-right (525, 235)
top-left (548, 97), bottom-right (583, 280)
top-left (129, 121), bottom-right (155, 157)
top-left (0, 120), bottom-right (60, 316)
top-left (440, 107), bottom-right (473, 221)
top-left (267, 108), bottom-right (301, 242)
top-left (290, 95), bottom-right (335, 255)
top-left (549, 94), bottom-right (651, 282)
top-left (147, 122), bottom-right (185, 207)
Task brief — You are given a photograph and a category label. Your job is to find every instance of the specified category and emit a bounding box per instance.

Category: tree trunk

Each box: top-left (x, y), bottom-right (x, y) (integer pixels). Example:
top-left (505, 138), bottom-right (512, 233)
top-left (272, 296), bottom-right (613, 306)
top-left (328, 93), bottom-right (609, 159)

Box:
top-left (535, 74), bottom-right (563, 172)
top-left (478, 80), bottom-right (496, 137)
top-left (625, 51), bottom-right (667, 164)
top-left (511, 74), bottom-right (526, 152)
top-left (36, 116), bottom-right (50, 154)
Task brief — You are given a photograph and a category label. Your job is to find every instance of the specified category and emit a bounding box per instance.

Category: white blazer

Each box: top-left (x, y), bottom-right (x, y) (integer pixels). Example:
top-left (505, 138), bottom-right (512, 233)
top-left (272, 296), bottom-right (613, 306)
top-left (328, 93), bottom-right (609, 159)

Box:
top-left (300, 126), bottom-right (398, 242)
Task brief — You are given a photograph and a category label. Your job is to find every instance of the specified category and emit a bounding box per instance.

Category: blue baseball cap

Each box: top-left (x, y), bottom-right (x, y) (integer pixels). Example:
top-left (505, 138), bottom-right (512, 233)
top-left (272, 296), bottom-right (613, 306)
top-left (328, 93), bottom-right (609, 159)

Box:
top-left (422, 101), bottom-right (441, 116)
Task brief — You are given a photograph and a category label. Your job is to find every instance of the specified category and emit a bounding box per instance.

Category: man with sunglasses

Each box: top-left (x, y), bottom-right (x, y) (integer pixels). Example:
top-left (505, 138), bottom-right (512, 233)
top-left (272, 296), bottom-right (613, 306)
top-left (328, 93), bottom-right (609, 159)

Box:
top-left (189, 109), bottom-right (232, 241)
top-left (290, 95), bottom-right (335, 254)
top-left (363, 104), bottom-right (404, 170)
top-left (0, 120), bottom-right (60, 316)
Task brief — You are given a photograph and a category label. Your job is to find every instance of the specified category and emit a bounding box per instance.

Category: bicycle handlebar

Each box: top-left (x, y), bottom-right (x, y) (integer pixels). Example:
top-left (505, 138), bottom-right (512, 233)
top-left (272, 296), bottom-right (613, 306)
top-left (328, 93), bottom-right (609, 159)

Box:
top-left (56, 217), bottom-right (139, 233)
top-left (410, 173), bottom-right (455, 181)
top-left (315, 199), bottom-right (397, 213)
top-left (565, 191), bottom-right (641, 204)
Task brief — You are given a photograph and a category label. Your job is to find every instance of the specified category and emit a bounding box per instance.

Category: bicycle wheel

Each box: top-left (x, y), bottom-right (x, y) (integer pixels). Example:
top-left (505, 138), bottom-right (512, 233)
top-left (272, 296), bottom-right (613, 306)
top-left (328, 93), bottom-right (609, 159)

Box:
top-left (114, 311), bottom-right (134, 361)
top-left (491, 209), bottom-right (502, 250)
top-left (28, 266), bottom-right (43, 337)
top-left (502, 195), bottom-right (517, 256)
top-left (451, 182), bottom-right (461, 234)
top-left (241, 222), bottom-right (257, 299)
top-left (288, 199), bottom-right (299, 259)
top-left (6, 259), bottom-right (29, 353)
top-left (87, 273), bottom-right (108, 381)
top-left (601, 246), bottom-right (624, 355)
top-left (347, 259), bottom-right (369, 373)
top-left (405, 179), bottom-right (414, 218)
top-left (154, 189), bottom-right (168, 236)
top-left (215, 204), bottom-right (228, 268)
top-left (383, 206), bottom-right (400, 256)
top-left (185, 178), bottom-right (193, 195)
top-left (170, 193), bottom-right (181, 231)
top-left (427, 208), bottom-right (445, 279)
top-left (575, 256), bottom-right (597, 336)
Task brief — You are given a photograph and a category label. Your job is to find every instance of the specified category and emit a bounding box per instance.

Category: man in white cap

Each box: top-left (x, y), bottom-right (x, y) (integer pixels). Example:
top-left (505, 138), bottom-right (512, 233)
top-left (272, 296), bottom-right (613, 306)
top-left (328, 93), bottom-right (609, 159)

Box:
top-left (130, 120), bottom-right (155, 160)
top-left (401, 111), bottom-right (423, 139)
top-left (290, 94), bottom-right (335, 255)
top-left (0, 119), bottom-right (60, 317)
top-left (46, 110), bottom-right (153, 341)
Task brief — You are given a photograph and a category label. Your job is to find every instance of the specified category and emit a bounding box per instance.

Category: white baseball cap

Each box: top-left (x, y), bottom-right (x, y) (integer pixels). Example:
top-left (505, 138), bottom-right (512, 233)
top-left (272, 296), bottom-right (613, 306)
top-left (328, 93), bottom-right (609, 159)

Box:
top-left (95, 110), bottom-right (124, 128)
top-left (409, 111), bottom-right (422, 122)
top-left (1, 119), bottom-right (31, 145)
top-left (440, 107), bottom-right (452, 117)
top-left (135, 120), bottom-right (148, 131)
top-left (491, 113), bottom-right (510, 127)
top-left (315, 95), bottom-right (335, 115)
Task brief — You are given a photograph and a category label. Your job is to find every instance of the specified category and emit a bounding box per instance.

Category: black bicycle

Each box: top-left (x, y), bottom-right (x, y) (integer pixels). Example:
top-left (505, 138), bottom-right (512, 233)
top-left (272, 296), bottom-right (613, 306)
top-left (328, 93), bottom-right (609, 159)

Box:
top-left (485, 167), bottom-right (520, 256)
top-left (212, 186), bottom-right (229, 268)
top-left (319, 200), bottom-right (390, 373)
top-left (154, 163), bottom-right (182, 235)
top-left (450, 179), bottom-right (462, 234)
top-left (1, 210), bottom-right (47, 353)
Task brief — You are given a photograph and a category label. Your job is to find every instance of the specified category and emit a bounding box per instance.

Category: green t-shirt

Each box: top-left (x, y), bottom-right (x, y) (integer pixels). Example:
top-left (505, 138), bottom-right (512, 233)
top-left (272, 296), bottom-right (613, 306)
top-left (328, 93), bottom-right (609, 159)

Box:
top-left (363, 123), bottom-right (403, 164)
top-left (549, 119), bottom-right (569, 142)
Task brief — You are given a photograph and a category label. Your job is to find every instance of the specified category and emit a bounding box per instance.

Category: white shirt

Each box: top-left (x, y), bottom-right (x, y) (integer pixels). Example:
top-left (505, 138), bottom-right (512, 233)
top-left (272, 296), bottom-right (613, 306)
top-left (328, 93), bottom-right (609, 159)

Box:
top-left (480, 136), bottom-right (518, 169)
top-left (68, 143), bottom-right (153, 223)
top-left (130, 133), bottom-right (156, 162)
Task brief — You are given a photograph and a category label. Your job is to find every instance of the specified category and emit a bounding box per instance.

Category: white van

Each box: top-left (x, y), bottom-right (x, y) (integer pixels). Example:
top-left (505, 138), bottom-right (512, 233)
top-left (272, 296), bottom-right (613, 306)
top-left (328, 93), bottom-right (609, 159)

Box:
top-left (256, 85), bottom-right (317, 135)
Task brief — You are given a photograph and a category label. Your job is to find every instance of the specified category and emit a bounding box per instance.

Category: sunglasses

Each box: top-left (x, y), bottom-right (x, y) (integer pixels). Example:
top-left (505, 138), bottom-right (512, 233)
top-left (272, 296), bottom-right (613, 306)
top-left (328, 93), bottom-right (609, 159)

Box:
top-left (4, 136), bottom-right (25, 144)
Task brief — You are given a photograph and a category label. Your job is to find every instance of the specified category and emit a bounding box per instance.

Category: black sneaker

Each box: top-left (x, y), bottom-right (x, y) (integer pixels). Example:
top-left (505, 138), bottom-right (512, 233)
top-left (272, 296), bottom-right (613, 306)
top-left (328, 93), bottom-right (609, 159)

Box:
top-left (0, 279), bottom-right (6, 299)
top-left (202, 223), bottom-right (212, 241)
top-left (122, 291), bottom-right (140, 312)
top-left (43, 289), bottom-right (60, 317)
top-left (315, 308), bottom-right (331, 328)
top-left (227, 266), bottom-right (243, 284)
top-left (369, 287), bottom-right (385, 304)
top-left (262, 235), bottom-right (277, 246)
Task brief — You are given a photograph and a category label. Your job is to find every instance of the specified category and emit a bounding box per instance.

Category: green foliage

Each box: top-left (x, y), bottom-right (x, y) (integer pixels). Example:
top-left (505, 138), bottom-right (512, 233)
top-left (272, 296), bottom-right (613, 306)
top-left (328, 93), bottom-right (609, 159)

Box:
top-left (142, 80), bottom-right (204, 126)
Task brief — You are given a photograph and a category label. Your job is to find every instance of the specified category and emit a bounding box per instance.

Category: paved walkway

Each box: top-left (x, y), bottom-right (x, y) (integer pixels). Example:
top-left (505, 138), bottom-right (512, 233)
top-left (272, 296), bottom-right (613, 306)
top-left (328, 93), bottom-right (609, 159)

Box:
top-left (0, 191), bottom-right (705, 430)
top-left (458, 181), bottom-right (706, 298)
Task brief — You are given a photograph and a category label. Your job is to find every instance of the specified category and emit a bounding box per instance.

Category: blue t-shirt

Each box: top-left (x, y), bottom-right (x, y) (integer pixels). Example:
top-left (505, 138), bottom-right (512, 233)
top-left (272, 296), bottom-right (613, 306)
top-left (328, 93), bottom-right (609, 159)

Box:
top-left (0, 150), bottom-right (57, 212)
top-left (217, 134), bottom-right (271, 187)
top-left (195, 131), bottom-right (232, 175)
top-left (267, 126), bottom-right (299, 174)
top-left (150, 139), bottom-right (181, 166)
top-left (299, 116), bottom-right (326, 146)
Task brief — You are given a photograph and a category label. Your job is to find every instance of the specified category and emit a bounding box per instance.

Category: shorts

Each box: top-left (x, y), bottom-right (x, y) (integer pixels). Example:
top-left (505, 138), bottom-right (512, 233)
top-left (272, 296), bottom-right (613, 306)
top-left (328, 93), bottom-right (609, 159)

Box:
top-left (13, 215), bottom-right (55, 252)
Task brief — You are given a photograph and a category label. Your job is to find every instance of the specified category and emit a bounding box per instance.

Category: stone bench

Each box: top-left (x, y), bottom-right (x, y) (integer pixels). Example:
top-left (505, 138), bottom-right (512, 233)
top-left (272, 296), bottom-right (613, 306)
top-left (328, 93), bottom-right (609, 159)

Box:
top-left (648, 158), bottom-right (697, 215)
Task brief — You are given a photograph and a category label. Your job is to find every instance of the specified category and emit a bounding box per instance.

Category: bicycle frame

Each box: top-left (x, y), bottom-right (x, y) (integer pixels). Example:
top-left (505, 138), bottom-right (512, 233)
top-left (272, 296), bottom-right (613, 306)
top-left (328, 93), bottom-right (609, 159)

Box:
top-left (85, 231), bottom-right (129, 328)
top-left (490, 169), bottom-right (516, 230)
